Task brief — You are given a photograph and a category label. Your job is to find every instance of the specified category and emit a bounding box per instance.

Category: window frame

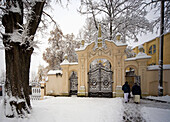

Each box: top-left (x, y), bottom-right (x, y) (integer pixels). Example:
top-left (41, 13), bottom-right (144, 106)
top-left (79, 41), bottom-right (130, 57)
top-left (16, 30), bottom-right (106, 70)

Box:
top-left (148, 44), bottom-right (156, 55)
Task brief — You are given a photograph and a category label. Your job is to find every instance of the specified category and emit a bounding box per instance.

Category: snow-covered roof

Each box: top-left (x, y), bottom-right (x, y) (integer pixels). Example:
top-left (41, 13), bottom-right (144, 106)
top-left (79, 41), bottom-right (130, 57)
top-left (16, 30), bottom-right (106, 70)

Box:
top-left (60, 59), bottom-right (78, 66)
top-left (69, 62), bottom-right (78, 65)
top-left (60, 59), bottom-right (70, 65)
top-left (132, 31), bottom-right (170, 49)
top-left (75, 40), bottom-right (127, 52)
top-left (39, 81), bottom-right (46, 84)
top-left (147, 65), bottom-right (170, 70)
top-left (75, 41), bottom-right (94, 51)
top-left (48, 70), bottom-right (62, 75)
top-left (125, 52), bottom-right (151, 61)
top-left (107, 40), bottom-right (127, 46)
top-left (135, 52), bottom-right (152, 59)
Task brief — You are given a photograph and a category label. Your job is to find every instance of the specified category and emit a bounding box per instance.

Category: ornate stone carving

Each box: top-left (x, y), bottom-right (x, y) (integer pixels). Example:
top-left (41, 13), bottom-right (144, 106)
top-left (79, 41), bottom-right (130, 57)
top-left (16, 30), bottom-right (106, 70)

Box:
top-left (88, 49), bottom-right (112, 58)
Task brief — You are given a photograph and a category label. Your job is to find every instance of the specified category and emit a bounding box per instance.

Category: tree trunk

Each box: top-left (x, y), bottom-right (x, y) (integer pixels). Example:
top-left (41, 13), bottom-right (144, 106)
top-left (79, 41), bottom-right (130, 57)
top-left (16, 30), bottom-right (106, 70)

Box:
top-left (4, 42), bottom-right (33, 117)
top-left (109, 19), bottom-right (112, 40)
top-left (2, 1), bottom-right (45, 118)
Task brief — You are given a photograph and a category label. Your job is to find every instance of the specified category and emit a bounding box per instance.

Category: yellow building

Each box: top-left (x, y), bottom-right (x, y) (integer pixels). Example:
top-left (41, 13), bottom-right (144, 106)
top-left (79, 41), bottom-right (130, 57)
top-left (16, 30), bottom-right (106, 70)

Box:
top-left (132, 32), bottom-right (170, 96)
top-left (133, 32), bottom-right (170, 66)
top-left (44, 28), bottom-right (170, 98)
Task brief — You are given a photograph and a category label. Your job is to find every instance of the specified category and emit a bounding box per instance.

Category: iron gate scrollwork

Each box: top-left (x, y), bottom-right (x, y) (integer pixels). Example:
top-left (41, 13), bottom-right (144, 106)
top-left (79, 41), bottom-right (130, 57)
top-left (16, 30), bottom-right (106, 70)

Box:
top-left (69, 71), bottom-right (78, 95)
top-left (88, 63), bottom-right (113, 97)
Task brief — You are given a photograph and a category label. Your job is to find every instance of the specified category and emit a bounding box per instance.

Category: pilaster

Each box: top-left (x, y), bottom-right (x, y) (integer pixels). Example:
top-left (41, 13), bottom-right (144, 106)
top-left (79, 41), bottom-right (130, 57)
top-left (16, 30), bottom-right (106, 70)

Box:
top-left (137, 59), bottom-right (149, 96)
top-left (61, 65), bottom-right (69, 96)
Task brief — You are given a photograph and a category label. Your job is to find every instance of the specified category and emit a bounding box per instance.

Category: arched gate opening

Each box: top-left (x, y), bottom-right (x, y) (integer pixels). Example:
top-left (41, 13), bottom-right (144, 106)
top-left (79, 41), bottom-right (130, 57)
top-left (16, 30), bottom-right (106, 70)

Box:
top-left (88, 59), bottom-right (113, 97)
top-left (125, 66), bottom-right (140, 91)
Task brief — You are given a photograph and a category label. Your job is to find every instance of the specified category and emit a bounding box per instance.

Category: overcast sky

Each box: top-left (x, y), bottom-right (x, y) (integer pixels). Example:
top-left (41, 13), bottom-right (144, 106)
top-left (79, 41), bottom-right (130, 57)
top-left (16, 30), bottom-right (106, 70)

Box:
top-left (0, 0), bottom-right (158, 77)
top-left (30, 0), bottom-right (87, 75)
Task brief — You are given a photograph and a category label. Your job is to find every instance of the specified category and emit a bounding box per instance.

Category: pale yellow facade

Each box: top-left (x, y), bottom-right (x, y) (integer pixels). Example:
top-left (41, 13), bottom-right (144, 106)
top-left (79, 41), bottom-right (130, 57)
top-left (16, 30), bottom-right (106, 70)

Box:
top-left (46, 74), bottom-right (63, 96)
top-left (44, 39), bottom-right (166, 97)
top-left (45, 30), bottom-right (170, 98)
top-left (132, 32), bottom-right (170, 96)
top-left (133, 32), bottom-right (170, 66)
top-left (146, 70), bottom-right (170, 96)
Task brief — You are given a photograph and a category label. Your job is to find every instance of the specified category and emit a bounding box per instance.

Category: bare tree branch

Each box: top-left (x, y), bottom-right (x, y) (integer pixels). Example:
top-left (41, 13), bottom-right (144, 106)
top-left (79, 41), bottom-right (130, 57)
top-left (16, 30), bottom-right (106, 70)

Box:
top-left (43, 11), bottom-right (56, 25)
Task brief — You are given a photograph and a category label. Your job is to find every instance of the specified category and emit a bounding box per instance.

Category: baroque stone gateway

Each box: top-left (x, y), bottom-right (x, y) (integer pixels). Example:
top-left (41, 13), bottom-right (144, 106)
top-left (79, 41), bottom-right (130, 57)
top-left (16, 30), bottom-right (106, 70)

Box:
top-left (44, 25), bottom-right (170, 98)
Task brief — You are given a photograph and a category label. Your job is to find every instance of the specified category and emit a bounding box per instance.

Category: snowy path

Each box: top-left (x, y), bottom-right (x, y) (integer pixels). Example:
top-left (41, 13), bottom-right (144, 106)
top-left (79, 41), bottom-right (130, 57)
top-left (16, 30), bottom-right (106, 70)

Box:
top-left (123, 102), bottom-right (146, 122)
top-left (0, 97), bottom-right (170, 122)
top-left (122, 99), bottom-right (170, 122)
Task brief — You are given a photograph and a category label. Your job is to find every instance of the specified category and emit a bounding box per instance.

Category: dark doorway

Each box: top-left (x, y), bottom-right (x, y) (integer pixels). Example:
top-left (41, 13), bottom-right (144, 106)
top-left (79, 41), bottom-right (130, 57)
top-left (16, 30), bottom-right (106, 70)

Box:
top-left (125, 67), bottom-right (140, 91)
top-left (69, 71), bottom-right (78, 95)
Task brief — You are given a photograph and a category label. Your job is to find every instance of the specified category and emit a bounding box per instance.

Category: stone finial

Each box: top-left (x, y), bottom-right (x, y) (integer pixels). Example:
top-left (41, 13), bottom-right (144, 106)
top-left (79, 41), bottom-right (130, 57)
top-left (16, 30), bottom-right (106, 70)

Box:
top-left (138, 45), bottom-right (144, 53)
top-left (81, 40), bottom-right (85, 46)
top-left (64, 53), bottom-right (68, 60)
top-left (98, 59), bottom-right (103, 64)
top-left (97, 24), bottom-right (102, 47)
top-left (116, 34), bottom-right (121, 41)
top-left (98, 24), bottom-right (102, 38)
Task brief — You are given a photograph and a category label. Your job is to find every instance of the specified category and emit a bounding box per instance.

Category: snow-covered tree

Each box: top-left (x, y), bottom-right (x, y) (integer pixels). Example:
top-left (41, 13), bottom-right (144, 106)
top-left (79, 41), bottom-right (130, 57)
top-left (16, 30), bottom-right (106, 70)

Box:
top-left (0, 0), bottom-right (58, 118)
top-left (30, 71), bottom-right (38, 83)
top-left (64, 33), bottom-right (80, 62)
top-left (0, 70), bottom-right (6, 85)
top-left (37, 65), bottom-right (48, 82)
top-left (43, 26), bottom-right (80, 70)
top-left (78, 0), bottom-right (153, 42)
top-left (43, 26), bottom-right (64, 70)
top-left (78, 17), bottom-right (98, 43)
top-left (142, 0), bottom-right (170, 33)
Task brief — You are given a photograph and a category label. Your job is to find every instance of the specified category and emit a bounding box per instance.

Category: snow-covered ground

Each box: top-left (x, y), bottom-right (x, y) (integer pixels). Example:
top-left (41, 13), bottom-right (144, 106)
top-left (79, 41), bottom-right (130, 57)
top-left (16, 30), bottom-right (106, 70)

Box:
top-left (146, 95), bottom-right (170, 102)
top-left (0, 96), bottom-right (170, 122)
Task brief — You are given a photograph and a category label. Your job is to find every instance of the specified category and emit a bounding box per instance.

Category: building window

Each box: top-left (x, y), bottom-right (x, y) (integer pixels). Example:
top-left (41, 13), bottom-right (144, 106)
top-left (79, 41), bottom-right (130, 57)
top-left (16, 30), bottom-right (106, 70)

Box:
top-left (149, 46), bottom-right (152, 54)
top-left (149, 45), bottom-right (156, 54)
top-left (153, 45), bottom-right (156, 53)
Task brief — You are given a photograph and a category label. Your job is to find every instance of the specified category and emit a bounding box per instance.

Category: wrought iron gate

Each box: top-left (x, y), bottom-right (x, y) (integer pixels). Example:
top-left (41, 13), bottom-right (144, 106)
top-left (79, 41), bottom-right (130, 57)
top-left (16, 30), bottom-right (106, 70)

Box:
top-left (69, 71), bottom-right (78, 95)
top-left (88, 63), bottom-right (113, 97)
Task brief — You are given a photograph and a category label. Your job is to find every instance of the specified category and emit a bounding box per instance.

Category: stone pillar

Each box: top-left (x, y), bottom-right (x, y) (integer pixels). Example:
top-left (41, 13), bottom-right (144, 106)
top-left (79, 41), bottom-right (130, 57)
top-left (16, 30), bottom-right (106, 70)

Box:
top-left (115, 53), bottom-right (124, 97)
top-left (84, 55), bottom-right (88, 96)
top-left (113, 55), bottom-right (116, 97)
top-left (137, 59), bottom-right (150, 96)
top-left (40, 83), bottom-right (45, 100)
top-left (61, 65), bottom-right (69, 96)
top-left (78, 57), bottom-right (86, 96)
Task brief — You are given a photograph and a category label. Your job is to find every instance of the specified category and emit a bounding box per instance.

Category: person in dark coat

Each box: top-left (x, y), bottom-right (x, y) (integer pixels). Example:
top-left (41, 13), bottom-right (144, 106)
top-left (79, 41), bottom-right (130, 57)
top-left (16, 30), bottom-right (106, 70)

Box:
top-left (122, 81), bottom-right (130, 103)
top-left (132, 83), bottom-right (141, 104)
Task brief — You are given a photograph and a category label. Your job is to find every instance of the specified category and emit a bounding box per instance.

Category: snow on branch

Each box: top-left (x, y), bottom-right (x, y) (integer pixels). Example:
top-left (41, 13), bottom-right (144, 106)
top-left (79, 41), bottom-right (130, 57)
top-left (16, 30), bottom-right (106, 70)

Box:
top-left (9, 1), bottom-right (21, 14)
top-left (78, 0), bottom-right (154, 42)
top-left (43, 11), bottom-right (56, 25)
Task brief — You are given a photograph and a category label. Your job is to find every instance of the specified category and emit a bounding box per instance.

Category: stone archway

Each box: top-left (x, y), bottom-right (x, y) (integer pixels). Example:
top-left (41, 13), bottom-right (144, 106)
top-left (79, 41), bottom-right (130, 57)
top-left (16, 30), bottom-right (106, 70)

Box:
top-left (125, 65), bottom-right (140, 92)
top-left (87, 56), bottom-right (114, 72)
